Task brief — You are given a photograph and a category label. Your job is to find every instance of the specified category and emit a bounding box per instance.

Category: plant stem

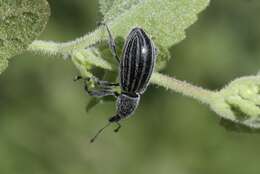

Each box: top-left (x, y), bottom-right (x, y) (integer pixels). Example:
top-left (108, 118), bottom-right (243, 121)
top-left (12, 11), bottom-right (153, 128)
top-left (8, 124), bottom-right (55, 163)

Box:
top-left (28, 40), bottom-right (62, 56)
top-left (28, 27), bottom-right (104, 56)
top-left (28, 39), bottom-right (217, 105)
top-left (151, 72), bottom-right (217, 104)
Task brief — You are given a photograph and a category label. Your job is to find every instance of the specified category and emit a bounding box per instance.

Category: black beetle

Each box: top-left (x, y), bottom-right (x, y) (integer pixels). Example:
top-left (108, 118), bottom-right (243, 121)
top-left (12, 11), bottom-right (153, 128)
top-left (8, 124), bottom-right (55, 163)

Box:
top-left (76, 24), bottom-right (157, 142)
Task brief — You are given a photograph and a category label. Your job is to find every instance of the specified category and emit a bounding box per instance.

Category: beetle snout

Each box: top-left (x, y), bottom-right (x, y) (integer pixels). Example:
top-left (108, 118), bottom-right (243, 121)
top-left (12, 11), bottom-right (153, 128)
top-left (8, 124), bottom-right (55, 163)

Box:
top-left (109, 115), bottom-right (121, 122)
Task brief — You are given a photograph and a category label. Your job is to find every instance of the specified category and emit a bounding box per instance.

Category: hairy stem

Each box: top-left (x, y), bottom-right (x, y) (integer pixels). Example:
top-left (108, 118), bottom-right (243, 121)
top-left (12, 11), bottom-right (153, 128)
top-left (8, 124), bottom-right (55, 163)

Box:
top-left (28, 40), bottom-right (62, 56)
top-left (151, 72), bottom-right (217, 104)
top-left (28, 27), bottom-right (104, 56)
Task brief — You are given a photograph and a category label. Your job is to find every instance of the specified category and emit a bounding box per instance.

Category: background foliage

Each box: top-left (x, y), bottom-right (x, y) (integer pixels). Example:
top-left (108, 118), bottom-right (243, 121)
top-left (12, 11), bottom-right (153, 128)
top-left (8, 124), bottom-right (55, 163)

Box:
top-left (0, 0), bottom-right (50, 74)
top-left (1, 0), bottom-right (260, 174)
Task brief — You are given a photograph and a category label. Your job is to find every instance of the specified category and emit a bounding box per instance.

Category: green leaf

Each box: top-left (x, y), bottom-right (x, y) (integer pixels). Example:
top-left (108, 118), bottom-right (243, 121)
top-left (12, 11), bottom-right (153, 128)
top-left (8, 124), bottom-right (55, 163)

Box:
top-left (0, 0), bottom-right (50, 75)
top-left (99, 0), bottom-right (210, 70)
top-left (99, 0), bottom-right (115, 17)
top-left (100, 0), bottom-right (144, 22)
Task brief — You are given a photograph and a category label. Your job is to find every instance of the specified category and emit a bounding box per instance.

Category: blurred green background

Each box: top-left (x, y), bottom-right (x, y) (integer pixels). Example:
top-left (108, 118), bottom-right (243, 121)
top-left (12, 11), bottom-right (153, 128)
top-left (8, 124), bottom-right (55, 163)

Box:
top-left (1, 0), bottom-right (260, 174)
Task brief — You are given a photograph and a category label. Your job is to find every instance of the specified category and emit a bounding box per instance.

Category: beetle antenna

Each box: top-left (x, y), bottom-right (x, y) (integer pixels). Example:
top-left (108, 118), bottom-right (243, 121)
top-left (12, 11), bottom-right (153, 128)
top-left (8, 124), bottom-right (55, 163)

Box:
top-left (90, 122), bottom-right (111, 143)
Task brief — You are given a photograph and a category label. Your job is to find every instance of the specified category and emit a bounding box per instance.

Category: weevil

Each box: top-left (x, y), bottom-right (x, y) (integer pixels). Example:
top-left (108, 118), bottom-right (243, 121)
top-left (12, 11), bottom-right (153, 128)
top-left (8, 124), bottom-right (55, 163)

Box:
top-left (75, 24), bottom-right (157, 142)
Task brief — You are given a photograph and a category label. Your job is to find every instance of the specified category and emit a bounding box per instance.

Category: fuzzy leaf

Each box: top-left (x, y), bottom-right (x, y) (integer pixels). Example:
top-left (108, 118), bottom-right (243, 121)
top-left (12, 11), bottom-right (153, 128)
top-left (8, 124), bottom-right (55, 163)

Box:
top-left (99, 0), bottom-right (115, 17)
top-left (99, 0), bottom-right (210, 70)
top-left (101, 0), bottom-right (143, 22)
top-left (0, 0), bottom-right (50, 75)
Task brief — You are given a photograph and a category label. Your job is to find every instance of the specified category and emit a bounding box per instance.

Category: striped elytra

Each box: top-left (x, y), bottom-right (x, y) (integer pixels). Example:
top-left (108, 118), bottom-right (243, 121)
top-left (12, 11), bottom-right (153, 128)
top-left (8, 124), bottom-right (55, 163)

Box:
top-left (120, 27), bottom-right (156, 94)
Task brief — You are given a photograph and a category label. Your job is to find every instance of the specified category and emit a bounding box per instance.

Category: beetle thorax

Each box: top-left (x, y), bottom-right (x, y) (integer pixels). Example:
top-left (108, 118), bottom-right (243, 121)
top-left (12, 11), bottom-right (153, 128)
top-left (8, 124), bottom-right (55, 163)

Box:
top-left (116, 93), bottom-right (140, 119)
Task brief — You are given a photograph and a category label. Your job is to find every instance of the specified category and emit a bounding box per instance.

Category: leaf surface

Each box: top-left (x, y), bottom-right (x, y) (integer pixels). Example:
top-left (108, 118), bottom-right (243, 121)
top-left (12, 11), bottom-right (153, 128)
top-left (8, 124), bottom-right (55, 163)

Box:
top-left (0, 0), bottom-right (50, 75)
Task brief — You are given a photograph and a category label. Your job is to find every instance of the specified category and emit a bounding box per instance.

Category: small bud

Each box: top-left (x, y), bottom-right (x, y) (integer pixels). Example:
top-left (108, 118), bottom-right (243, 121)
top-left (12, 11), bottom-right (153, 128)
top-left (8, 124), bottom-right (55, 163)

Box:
top-left (210, 75), bottom-right (260, 128)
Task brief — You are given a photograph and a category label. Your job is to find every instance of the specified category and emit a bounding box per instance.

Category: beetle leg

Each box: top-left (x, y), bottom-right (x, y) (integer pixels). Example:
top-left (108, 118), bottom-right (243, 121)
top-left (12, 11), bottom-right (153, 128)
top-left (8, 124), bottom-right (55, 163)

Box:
top-left (73, 75), bottom-right (91, 82)
top-left (100, 22), bottom-right (120, 63)
top-left (84, 81), bottom-right (119, 98)
top-left (75, 76), bottom-right (119, 87)
top-left (86, 89), bottom-right (117, 97)
top-left (84, 86), bottom-right (118, 97)
top-left (74, 76), bottom-right (119, 97)
top-left (97, 81), bottom-right (119, 87)
top-left (92, 77), bottom-right (119, 87)
top-left (114, 122), bottom-right (122, 133)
